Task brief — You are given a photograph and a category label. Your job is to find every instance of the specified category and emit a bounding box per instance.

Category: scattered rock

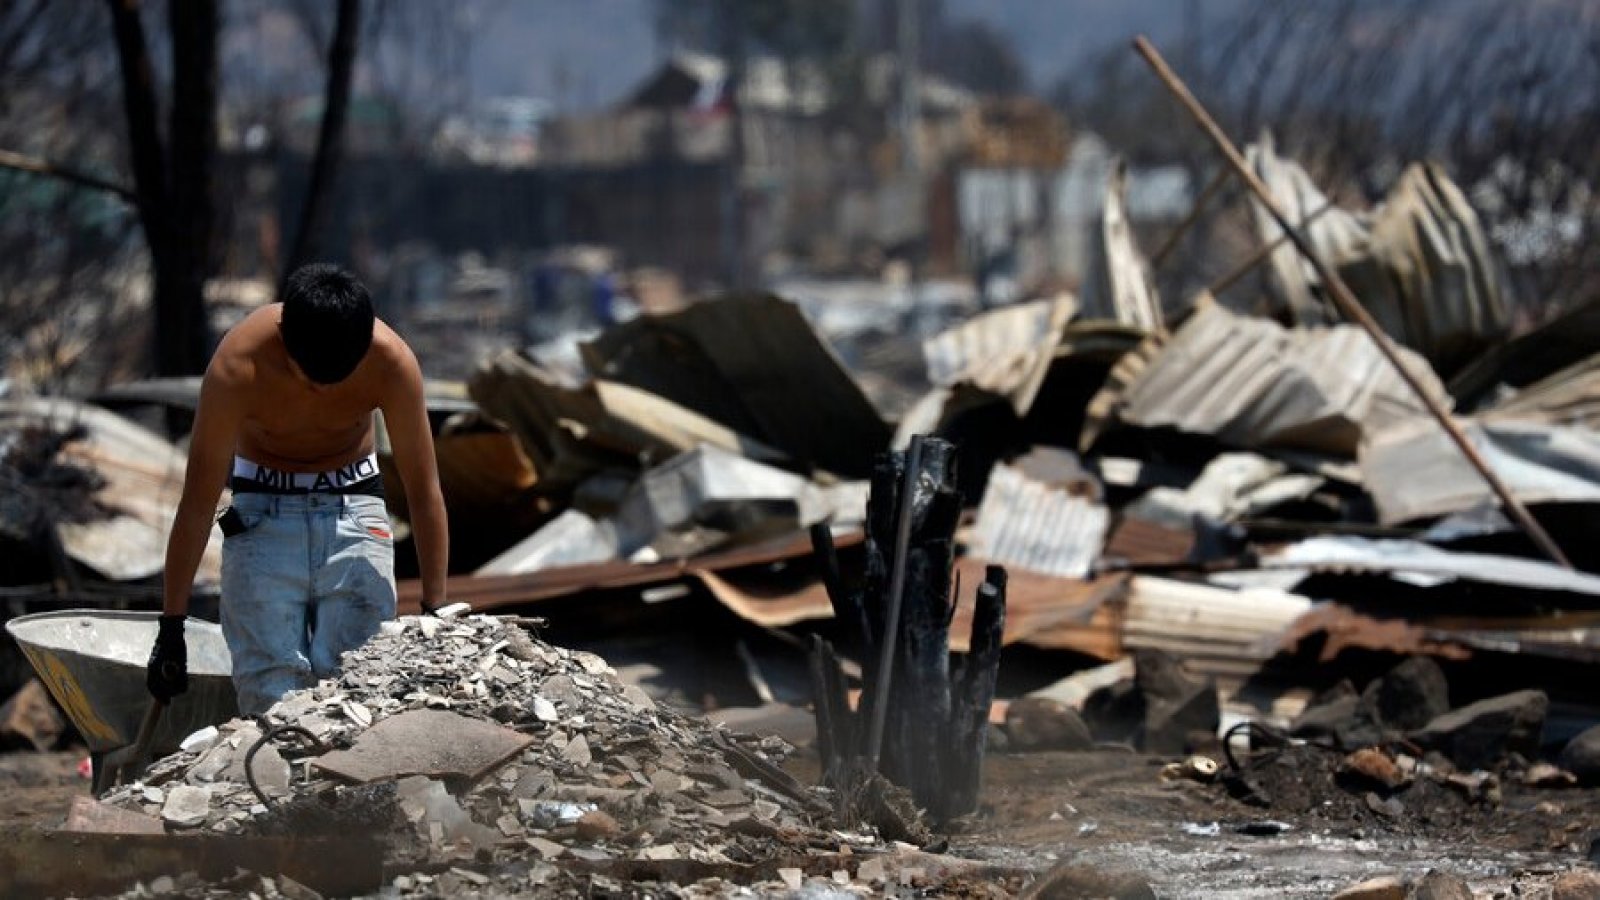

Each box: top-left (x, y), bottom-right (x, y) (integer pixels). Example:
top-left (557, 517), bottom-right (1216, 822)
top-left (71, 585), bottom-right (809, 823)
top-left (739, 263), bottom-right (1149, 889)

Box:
top-left (1128, 650), bottom-right (1219, 756)
top-left (1005, 698), bottom-right (1092, 752)
top-left (0, 679), bottom-right (66, 751)
top-left (1410, 690), bottom-right (1547, 771)
top-left (1409, 869), bottom-right (1471, 900)
top-left (1340, 748), bottom-right (1409, 792)
top-left (1552, 869), bottom-right (1600, 900)
top-left (1365, 656), bottom-right (1450, 734)
top-left (160, 785), bottom-right (212, 828)
top-left (1332, 875), bottom-right (1408, 900)
top-left (1290, 680), bottom-right (1365, 745)
top-left (1020, 862), bottom-right (1156, 899)
top-left (1560, 725), bottom-right (1600, 786)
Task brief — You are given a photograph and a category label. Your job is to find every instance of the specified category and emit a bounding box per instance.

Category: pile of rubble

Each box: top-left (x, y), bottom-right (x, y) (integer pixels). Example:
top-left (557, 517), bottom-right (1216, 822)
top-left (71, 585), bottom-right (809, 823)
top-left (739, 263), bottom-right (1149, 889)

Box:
top-left (89, 613), bottom-right (1024, 897)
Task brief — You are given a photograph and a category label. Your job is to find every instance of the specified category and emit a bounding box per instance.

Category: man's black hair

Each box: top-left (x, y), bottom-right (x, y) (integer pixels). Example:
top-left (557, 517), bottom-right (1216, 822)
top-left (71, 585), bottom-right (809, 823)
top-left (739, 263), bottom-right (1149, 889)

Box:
top-left (279, 263), bottom-right (375, 384)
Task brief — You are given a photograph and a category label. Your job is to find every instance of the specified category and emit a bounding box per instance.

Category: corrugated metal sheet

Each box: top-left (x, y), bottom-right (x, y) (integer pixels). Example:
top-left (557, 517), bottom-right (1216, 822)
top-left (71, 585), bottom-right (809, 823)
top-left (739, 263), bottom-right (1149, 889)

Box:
top-left (921, 295), bottom-right (1074, 414)
top-left (1083, 298), bottom-right (1451, 457)
top-left (0, 398), bottom-right (220, 583)
top-left (469, 350), bottom-right (789, 491)
top-left (1123, 576), bottom-right (1314, 678)
top-left (1248, 135), bottom-right (1508, 376)
top-left (1359, 419), bottom-right (1600, 523)
top-left (1080, 158), bottom-right (1164, 331)
top-left (1263, 536), bottom-right (1600, 598)
top-left (970, 461), bottom-right (1109, 578)
top-left (1484, 352), bottom-right (1600, 429)
top-left (580, 294), bottom-right (892, 479)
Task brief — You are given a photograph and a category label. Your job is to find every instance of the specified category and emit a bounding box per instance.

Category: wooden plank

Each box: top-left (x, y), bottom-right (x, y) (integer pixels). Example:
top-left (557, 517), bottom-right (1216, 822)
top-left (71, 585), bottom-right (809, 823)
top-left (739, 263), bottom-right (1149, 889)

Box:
top-left (0, 828), bottom-right (383, 899)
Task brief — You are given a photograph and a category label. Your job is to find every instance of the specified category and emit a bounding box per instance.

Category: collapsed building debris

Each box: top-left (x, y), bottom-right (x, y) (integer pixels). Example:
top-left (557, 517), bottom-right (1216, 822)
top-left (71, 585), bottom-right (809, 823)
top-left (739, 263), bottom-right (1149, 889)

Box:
top-left (1083, 297), bottom-right (1451, 457)
top-left (72, 612), bottom-right (1017, 896)
top-left (1246, 133), bottom-right (1509, 378)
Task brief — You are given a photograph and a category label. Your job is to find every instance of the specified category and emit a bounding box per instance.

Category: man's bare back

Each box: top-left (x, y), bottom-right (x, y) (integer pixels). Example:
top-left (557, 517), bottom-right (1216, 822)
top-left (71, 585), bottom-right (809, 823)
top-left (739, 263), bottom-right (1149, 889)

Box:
top-left (214, 303), bottom-right (406, 472)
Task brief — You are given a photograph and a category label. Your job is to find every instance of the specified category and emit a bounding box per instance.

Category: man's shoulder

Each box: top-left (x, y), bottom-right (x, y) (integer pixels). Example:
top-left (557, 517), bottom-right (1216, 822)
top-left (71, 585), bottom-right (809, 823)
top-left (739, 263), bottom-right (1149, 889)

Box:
top-left (369, 318), bottom-right (420, 369)
top-left (208, 305), bottom-right (284, 383)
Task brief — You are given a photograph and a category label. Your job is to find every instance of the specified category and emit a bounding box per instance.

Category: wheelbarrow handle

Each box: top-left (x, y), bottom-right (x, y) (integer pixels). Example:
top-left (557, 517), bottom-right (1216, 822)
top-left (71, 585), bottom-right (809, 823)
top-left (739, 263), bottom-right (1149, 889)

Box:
top-left (95, 700), bottom-right (166, 795)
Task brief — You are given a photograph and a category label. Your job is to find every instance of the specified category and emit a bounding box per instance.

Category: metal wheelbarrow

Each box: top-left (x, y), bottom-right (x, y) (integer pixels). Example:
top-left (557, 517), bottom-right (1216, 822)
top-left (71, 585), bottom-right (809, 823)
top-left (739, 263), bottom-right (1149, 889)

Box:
top-left (5, 609), bottom-right (238, 794)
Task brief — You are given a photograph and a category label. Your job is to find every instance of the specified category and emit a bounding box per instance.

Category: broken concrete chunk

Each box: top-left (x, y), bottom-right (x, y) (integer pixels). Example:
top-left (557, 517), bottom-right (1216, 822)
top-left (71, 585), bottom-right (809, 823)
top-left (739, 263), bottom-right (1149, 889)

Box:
top-left (562, 733), bottom-right (593, 767)
top-left (314, 709), bottom-right (535, 783)
top-left (63, 796), bottom-right (165, 835)
top-left (1410, 690), bottom-right (1548, 771)
top-left (525, 836), bottom-right (567, 860)
top-left (161, 785), bottom-right (213, 828)
top-left (532, 697), bottom-right (558, 722)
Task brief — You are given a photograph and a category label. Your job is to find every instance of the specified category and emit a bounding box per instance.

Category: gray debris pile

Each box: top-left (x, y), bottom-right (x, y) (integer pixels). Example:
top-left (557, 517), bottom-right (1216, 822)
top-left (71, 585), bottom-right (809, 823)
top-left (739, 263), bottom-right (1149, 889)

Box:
top-left (100, 614), bottom-right (862, 874)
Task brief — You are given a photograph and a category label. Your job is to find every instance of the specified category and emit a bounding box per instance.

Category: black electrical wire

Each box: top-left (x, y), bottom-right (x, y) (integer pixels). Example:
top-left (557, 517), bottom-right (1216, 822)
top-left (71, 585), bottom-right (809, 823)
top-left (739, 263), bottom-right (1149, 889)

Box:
top-left (244, 721), bottom-right (328, 809)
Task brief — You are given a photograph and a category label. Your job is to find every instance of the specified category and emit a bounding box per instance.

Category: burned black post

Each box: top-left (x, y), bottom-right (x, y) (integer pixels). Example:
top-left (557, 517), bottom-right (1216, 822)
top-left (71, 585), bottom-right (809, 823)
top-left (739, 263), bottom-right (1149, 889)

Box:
top-left (807, 436), bottom-right (1006, 825)
top-left (946, 566), bottom-right (1007, 816)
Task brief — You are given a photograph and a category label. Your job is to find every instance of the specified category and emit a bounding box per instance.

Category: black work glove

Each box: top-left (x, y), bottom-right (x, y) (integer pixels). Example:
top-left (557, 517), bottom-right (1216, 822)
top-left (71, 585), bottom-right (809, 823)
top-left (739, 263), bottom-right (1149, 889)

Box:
top-left (146, 614), bottom-right (188, 702)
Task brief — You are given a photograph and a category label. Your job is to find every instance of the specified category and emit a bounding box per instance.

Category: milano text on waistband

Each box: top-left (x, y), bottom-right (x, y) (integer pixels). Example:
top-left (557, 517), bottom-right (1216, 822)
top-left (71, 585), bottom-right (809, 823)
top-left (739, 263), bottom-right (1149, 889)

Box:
top-left (231, 453), bottom-right (379, 492)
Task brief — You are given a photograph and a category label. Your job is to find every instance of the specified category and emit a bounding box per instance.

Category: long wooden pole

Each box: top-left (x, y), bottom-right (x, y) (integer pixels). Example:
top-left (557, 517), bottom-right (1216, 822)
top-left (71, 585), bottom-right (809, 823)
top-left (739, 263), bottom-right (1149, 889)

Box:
top-left (1207, 200), bottom-right (1335, 296)
top-left (1133, 36), bottom-right (1572, 569)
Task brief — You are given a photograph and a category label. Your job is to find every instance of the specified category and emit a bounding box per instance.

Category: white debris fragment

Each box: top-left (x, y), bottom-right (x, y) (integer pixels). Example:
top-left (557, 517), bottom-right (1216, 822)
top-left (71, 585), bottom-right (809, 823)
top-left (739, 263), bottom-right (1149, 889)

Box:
top-left (161, 785), bottom-right (212, 828)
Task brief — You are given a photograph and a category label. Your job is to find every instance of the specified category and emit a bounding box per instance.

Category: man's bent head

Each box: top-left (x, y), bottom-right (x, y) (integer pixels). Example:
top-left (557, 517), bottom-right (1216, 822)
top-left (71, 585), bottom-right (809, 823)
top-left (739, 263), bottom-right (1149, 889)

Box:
top-left (280, 264), bottom-right (375, 384)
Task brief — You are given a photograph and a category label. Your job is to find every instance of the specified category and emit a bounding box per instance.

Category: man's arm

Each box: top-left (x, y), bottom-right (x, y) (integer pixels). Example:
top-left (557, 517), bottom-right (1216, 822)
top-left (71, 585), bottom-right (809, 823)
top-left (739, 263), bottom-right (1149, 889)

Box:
top-left (163, 365), bottom-right (243, 616)
top-left (380, 340), bottom-right (449, 610)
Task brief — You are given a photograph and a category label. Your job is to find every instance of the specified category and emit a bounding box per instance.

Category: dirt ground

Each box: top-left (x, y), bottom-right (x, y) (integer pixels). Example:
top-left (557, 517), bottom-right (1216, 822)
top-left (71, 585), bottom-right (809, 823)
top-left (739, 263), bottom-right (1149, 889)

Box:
top-left (3, 744), bottom-right (1597, 897)
top-left (0, 749), bottom-right (86, 827)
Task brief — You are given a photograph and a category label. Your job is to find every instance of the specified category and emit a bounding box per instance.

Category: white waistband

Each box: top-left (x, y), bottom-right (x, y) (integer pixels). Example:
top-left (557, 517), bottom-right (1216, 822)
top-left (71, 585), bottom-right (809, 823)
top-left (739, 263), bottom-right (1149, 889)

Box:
top-left (231, 453), bottom-right (380, 491)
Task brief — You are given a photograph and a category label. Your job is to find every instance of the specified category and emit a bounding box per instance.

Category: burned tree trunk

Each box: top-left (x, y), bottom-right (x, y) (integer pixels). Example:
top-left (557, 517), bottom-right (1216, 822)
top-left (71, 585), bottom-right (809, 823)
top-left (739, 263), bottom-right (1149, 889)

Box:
top-left (809, 436), bottom-right (1007, 824)
top-left (106, 0), bottom-right (217, 379)
top-left (284, 0), bottom-right (361, 276)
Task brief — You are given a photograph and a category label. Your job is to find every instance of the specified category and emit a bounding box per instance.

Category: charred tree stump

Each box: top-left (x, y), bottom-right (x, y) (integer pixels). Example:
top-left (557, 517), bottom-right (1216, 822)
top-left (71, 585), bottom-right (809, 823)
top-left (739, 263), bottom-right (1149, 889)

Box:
top-left (807, 436), bottom-right (1007, 825)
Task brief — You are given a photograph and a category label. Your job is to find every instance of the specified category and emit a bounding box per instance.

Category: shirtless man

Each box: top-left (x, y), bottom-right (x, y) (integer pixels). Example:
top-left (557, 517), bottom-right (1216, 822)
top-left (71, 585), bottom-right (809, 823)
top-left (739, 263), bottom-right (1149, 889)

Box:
top-left (147, 264), bottom-right (449, 715)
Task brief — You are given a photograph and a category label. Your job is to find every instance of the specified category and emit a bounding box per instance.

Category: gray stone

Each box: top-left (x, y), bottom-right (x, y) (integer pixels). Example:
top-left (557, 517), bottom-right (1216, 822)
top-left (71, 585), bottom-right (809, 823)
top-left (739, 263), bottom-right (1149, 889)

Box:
top-left (1367, 657), bottom-right (1450, 733)
top-left (1408, 869), bottom-right (1471, 900)
top-left (1291, 680), bottom-right (1360, 740)
top-left (161, 785), bottom-right (213, 828)
top-left (1410, 690), bottom-right (1547, 771)
top-left (1019, 863), bottom-right (1156, 899)
top-left (1560, 725), bottom-right (1600, 786)
top-left (1144, 681), bottom-right (1219, 757)
top-left (1005, 699), bottom-right (1093, 752)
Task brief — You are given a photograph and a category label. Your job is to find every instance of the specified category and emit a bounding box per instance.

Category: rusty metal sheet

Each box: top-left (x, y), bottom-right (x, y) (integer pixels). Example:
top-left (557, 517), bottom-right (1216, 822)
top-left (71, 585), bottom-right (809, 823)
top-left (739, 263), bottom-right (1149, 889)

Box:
top-left (0, 827), bottom-right (384, 899)
top-left (1103, 516), bottom-right (1196, 565)
top-left (398, 529), bottom-right (863, 614)
top-left (314, 709), bottom-right (534, 784)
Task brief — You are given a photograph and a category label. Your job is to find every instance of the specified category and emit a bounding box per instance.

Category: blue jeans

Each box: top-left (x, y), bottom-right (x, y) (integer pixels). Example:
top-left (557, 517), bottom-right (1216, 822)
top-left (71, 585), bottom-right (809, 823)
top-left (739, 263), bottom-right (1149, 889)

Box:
top-left (220, 491), bottom-right (397, 716)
